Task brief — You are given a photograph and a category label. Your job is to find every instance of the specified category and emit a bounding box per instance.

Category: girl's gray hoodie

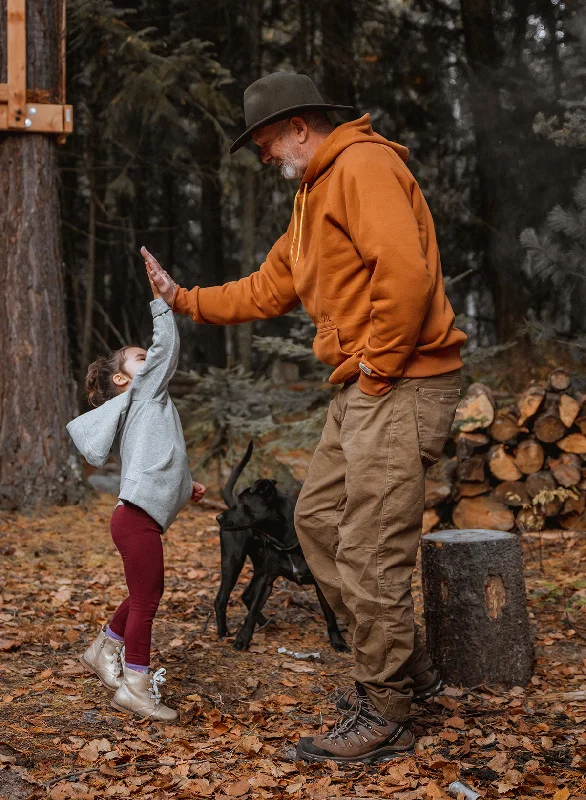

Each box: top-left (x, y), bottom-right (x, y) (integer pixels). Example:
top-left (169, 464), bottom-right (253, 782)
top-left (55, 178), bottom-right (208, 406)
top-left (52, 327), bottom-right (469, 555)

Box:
top-left (67, 298), bottom-right (193, 532)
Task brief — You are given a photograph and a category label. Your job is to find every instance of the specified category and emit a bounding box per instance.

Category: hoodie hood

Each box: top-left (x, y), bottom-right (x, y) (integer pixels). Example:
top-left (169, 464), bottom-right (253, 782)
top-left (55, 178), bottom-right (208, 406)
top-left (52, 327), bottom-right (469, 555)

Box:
top-left (301, 114), bottom-right (409, 189)
top-left (66, 392), bottom-right (130, 468)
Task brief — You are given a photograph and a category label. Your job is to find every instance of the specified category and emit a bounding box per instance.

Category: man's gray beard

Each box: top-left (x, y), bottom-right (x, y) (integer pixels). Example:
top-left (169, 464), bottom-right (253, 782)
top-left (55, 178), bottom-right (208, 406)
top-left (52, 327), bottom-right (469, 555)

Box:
top-left (276, 157), bottom-right (305, 180)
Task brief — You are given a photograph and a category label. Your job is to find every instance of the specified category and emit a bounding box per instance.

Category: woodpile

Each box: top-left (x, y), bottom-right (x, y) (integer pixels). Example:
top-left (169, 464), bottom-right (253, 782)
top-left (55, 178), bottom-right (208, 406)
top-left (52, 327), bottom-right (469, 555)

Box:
top-left (424, 368), bottom-right (586, 534)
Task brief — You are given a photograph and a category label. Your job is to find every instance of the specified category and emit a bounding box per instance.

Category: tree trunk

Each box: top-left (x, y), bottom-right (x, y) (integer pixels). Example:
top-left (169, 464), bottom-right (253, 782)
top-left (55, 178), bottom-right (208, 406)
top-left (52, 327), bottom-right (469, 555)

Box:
top-left (422, 529), bottom-right (534, 687)
top-left (237, 167), bottom-right (256, 372)
top-left (198, 117), bottom-right (226, 368)
top-left (460, 0), bottom-right (528, 341)
top-left (320, 0), bottom-right (356, 107)
top-left (0, 0), bottom-right (85, 509)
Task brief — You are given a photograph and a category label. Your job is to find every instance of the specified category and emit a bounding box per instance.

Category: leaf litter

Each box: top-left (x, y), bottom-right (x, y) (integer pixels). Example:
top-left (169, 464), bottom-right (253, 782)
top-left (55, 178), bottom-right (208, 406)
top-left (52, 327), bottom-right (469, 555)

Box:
top-left (0, 497), bottom-right (585, 798)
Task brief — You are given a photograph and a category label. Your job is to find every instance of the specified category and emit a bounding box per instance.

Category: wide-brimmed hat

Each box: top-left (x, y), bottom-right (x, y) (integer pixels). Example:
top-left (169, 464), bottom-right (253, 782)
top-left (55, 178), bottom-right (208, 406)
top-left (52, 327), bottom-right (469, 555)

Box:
top-left (230, 72), bottom-right (355, 154)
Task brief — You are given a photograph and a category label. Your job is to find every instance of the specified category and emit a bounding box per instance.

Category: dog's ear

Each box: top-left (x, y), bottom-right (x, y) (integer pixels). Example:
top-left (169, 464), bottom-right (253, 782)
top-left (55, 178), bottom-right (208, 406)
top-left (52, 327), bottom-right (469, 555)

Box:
top-left (250, 479), bottom-right (278, 499)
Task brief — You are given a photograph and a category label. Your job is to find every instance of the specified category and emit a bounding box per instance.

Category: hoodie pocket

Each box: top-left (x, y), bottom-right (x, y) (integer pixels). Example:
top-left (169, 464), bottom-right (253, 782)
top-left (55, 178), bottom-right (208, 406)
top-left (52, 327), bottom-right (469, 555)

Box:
top-left (312, 321), bottom-right (353, 367)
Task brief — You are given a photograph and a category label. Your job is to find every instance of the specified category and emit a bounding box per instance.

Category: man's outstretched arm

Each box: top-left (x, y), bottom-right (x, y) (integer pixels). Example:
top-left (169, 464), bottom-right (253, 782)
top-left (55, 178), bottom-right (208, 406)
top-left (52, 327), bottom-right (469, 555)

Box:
top-left (142, 235), bottom-right (300, 325)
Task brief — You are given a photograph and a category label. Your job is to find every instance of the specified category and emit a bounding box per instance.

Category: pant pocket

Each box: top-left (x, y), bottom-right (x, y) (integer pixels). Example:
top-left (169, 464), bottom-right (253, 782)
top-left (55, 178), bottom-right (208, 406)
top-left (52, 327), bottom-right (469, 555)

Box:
top-left (415, 386), bottom-right (461, 468)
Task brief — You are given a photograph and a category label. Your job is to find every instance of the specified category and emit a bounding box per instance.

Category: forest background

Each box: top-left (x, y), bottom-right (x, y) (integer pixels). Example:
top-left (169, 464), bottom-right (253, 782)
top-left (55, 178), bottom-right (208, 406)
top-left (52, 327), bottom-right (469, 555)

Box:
top-left (2, 0), bottom-right (586, 505)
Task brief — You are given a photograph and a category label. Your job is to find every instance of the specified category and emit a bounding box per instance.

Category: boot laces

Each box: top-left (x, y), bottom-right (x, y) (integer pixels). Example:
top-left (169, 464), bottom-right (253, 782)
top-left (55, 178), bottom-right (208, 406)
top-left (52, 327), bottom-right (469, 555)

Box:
top-left (107, 644), bottom-right (124, 677)
top-left (324, 694), bottom-right (385, 741)
top-left (149, 667), bottom-right (167, 705)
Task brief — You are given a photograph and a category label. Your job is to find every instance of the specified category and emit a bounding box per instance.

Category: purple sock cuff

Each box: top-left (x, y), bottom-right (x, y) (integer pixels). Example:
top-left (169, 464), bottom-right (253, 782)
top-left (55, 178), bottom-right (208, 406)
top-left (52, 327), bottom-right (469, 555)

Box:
top-left (105, 625), bottom-right (124, 642)
top-left (126, 662), bottom-right (149, 673)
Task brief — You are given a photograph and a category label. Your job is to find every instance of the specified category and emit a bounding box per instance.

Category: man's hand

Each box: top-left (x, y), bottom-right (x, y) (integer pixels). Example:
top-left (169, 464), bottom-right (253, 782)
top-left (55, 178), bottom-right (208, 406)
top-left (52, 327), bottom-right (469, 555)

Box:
top-left (140, 246), bottom-right (178, 305)
top-left (191, 481), bottom-right (206, 504)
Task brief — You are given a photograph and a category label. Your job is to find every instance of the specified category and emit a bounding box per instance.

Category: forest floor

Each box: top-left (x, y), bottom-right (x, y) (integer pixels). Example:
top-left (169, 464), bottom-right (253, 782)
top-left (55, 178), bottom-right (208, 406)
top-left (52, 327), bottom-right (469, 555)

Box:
top-left (1, 495), bottom-right (586, 800)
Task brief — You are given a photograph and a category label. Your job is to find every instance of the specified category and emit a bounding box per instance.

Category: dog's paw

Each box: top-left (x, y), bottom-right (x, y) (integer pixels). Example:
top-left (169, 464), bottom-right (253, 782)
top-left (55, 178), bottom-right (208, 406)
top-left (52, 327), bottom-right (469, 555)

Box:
top-left (233, 634), bottom-right (251, 651)
top-left (331, 638), bottom-right (350, 653)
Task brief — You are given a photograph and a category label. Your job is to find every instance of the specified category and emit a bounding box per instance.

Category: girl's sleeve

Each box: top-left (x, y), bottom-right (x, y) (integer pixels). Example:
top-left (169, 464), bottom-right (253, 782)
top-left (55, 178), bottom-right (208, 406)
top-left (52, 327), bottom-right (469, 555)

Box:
top-left (130, 298), bottom-right (179, 401)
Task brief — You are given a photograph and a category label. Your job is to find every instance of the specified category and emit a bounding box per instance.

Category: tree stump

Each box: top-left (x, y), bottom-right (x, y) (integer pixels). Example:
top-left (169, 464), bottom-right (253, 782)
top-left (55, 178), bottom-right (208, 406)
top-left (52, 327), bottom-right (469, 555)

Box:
top-left (421, 529), bottom-right (534, 687)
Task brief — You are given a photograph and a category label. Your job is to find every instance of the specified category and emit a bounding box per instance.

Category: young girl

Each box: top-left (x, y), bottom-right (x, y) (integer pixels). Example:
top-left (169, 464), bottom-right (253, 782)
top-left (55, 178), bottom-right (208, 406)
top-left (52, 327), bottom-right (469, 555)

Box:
top-left (67, 260), bottom-right (205, 722)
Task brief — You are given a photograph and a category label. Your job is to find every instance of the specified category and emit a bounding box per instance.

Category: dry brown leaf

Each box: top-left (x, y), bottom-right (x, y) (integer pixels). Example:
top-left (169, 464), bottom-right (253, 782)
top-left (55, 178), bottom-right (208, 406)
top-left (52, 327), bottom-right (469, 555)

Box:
top-left (224, 779), bottom-right (251, 797)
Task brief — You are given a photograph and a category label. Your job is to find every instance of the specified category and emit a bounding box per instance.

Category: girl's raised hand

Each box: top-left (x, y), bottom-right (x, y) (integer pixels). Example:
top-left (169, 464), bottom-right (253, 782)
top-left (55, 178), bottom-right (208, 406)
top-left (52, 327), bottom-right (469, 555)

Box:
top-left (140, 246), bottom-right (178, 304)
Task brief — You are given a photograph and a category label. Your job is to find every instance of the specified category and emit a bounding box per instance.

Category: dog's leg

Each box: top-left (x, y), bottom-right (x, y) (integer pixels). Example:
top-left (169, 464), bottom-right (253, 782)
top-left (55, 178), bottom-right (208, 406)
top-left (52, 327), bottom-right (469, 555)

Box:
top-left (214, 534), bottom-right (248, 639)
top-left (314, 583), bottom-right (349, 652)
top-left (241, 580), bottom-right (270, 629)
top-left (234, 575), bottom-right (274, 651)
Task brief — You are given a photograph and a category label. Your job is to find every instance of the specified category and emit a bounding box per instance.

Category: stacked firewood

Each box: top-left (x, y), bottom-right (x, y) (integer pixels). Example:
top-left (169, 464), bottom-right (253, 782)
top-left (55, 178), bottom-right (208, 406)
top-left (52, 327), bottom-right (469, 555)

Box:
top-left (424, 368), bottom-right (586, 533)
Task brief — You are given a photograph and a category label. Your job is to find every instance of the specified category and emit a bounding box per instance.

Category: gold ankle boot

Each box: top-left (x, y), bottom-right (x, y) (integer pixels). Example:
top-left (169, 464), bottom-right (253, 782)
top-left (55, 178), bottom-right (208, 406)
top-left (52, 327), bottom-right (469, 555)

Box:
top-left (80, 628), bottom-right (124, 690)
top-left (111, 666), bottom-right (178, 722)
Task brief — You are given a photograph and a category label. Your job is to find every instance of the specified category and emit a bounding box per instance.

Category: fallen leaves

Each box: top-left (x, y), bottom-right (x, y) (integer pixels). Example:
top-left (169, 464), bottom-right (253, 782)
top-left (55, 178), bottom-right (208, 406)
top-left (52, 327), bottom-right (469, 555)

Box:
top-left (0, 496), bottom-right (586, 799)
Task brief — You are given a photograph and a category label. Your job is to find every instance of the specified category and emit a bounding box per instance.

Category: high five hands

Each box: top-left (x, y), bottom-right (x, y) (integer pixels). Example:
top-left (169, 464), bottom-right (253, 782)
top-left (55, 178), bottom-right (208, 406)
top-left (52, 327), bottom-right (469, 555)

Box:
top-left (141, 246), bottom-right (178, 305)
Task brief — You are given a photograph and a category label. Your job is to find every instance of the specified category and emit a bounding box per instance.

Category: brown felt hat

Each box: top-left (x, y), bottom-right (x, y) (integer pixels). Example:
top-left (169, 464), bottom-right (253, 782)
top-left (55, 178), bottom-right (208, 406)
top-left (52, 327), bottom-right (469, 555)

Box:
top-left (230, 72), bottom-right (355, 154)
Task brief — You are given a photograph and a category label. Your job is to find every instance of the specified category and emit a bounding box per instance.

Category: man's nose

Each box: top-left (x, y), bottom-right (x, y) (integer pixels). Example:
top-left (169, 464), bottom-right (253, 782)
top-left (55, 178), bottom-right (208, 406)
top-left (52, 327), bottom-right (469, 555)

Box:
top-left (261, 146), bottom-right (272, 165)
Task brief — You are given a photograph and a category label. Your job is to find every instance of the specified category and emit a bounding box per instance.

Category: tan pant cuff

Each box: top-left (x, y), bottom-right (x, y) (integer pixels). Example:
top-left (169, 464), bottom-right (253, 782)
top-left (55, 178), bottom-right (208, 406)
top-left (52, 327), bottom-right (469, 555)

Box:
top-left (367, 691), bottom-right (412, 722)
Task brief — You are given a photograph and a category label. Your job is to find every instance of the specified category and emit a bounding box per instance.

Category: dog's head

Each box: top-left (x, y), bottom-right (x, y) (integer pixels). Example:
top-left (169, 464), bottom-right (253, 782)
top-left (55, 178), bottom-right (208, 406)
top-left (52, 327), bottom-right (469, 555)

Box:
top-left (216, 478), bottom-right (280, 532)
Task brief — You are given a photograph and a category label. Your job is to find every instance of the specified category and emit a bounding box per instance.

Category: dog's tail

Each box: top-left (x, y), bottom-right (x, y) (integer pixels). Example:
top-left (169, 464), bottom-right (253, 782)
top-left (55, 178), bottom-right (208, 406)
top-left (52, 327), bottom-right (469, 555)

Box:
top-left (222, 440), bottom-right (254, 507)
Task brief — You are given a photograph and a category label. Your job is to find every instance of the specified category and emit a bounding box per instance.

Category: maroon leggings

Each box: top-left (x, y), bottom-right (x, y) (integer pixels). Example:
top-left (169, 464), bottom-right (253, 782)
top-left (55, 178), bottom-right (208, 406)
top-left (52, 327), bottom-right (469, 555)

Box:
top-left (108, 502), bottom-right (164, 666)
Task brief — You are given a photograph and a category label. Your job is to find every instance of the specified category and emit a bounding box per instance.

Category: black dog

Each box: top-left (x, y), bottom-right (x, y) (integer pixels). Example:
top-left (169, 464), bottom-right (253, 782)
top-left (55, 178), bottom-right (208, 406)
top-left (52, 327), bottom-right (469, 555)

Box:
top-left (214, 442), bottom-right (348, 653)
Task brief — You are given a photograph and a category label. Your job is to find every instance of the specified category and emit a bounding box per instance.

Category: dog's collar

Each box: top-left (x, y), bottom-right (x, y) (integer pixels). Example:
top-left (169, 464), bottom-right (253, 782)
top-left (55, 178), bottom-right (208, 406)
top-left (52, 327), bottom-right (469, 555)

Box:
top-left (251, 527), bottom-right (301, 553)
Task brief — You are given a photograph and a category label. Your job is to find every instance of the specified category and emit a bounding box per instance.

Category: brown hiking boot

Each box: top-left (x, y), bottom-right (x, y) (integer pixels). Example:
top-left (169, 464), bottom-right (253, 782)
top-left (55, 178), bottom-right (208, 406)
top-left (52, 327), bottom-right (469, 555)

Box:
top-left (296, 694), bottom-right (414, 765)
top-left (333, 669), bottom-right (444, 713)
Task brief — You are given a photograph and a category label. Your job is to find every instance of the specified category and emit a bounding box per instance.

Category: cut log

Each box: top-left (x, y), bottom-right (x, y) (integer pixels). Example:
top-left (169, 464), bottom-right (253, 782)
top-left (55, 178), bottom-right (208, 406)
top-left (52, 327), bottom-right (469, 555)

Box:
top-left (425, 477), bottom-right (452, 508)
top-left (456, 432), bottom-right (489, 461)
top-left (548, 367), bottom-right (571, 392)
top-left (457, 453), bottom-right (486, 483)
top-left (562, 490), bottom-right (585, 516)
top-left (548, 453), bottom-right (581, 487)
top-left (516, 506), bottom-right (546, 532)
top-left (493, 481), bottom-right (530, 507)
top-left (575, 416), bottom-right (586, 436)
top-left (557, 433), bottom-right (586, 454)
top-left (517, 387), bottom-right (545, 427)
top-left (525, 470), bottom-right (556, 498)
top-left (489, 411), bottom-right (519, 443)
top-left (422, 529), bottom-right (534, 687)
top-left (534, 406), bottom-right (566, 444)
top-left (452, 496), bottom-right (515, 531)
top-left (422, 508), bottom-right (440, 534)
top-left (514, 439), bottom-right (544, 475)
top-left (454, 383), bottom-right (495, 432)
top-left (456, 481), bottom-right (491, 499)
top-left (487, 444), bottom-right (522, 481)
top-left (559, 394), bottom-right (581, 428)
top-left (559, 508), bottom-right (586, 531)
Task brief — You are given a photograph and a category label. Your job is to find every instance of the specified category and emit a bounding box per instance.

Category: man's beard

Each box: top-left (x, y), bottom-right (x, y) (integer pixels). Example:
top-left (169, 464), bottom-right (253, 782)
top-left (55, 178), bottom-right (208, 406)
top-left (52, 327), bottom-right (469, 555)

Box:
top-left (274, 155), bottom-right (305, 180)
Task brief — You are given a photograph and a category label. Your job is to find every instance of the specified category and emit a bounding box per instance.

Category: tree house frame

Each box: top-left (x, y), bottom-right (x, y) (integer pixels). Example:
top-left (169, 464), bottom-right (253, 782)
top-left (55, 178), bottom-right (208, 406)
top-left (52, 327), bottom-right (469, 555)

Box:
top-left (0, 0), bottom-right (73, 138)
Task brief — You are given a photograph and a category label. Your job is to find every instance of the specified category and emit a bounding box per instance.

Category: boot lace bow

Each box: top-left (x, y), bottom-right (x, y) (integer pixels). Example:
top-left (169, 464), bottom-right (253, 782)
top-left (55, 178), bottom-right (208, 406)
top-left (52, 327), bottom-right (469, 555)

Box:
top-left (324, 694), bottom-right (386, 741)
top-left (149, 668), bottom-right (167, 705)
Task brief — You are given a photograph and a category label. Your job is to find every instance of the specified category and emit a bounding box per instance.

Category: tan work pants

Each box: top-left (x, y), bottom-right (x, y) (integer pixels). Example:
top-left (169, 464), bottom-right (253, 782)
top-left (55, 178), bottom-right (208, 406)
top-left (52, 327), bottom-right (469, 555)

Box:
top-left (295, 370), bottom-right (461, 721)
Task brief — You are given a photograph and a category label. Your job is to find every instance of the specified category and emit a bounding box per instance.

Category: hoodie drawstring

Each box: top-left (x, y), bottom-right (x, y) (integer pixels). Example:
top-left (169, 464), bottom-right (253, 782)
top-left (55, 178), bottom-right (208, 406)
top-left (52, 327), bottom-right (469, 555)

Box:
top-left (290, 184), bottom-right (308, 267)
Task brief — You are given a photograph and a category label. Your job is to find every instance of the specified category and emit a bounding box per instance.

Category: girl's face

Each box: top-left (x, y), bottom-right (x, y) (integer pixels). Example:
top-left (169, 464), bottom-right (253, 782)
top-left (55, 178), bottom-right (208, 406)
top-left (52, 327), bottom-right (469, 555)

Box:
top-left (112, 347), bottom-right (147, 392)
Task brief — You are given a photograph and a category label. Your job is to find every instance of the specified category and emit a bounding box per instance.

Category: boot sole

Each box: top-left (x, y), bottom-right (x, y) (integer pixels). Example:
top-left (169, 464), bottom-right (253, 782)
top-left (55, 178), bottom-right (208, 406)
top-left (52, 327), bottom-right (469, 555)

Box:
top-left (79, 655), bottom-right (121, 692)
top-left (296, 743), bottom-right (414, 765)
top-left (110, 698), bottom-right (178, 722)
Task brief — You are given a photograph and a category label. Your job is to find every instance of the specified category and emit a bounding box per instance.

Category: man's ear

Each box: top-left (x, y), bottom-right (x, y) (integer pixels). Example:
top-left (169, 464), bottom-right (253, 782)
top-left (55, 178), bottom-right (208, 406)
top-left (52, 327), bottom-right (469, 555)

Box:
top-left (250, 479), bottom-right (278, 499)
top-left (289, 116), bottom-right (309, 143)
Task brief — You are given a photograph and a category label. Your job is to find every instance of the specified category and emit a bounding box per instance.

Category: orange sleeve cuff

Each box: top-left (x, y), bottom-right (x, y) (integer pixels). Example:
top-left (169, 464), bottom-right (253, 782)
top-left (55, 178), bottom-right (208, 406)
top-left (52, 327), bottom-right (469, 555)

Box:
top-left (172, 285), bottom-right (204, 323)
top-left (358, 370), bottom-right (392, 396)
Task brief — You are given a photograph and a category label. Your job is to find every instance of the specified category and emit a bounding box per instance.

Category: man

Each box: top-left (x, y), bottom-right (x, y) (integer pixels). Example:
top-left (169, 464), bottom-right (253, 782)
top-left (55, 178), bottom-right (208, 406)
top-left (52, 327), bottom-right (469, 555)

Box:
top-left (145, 72), bottom-right (467, 764)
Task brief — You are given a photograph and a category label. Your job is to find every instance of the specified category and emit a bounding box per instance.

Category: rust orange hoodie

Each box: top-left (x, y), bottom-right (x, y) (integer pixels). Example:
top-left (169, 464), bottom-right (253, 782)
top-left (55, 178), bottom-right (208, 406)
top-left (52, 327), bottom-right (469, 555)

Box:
top-left (173, 114), bottom-right (467, 395)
